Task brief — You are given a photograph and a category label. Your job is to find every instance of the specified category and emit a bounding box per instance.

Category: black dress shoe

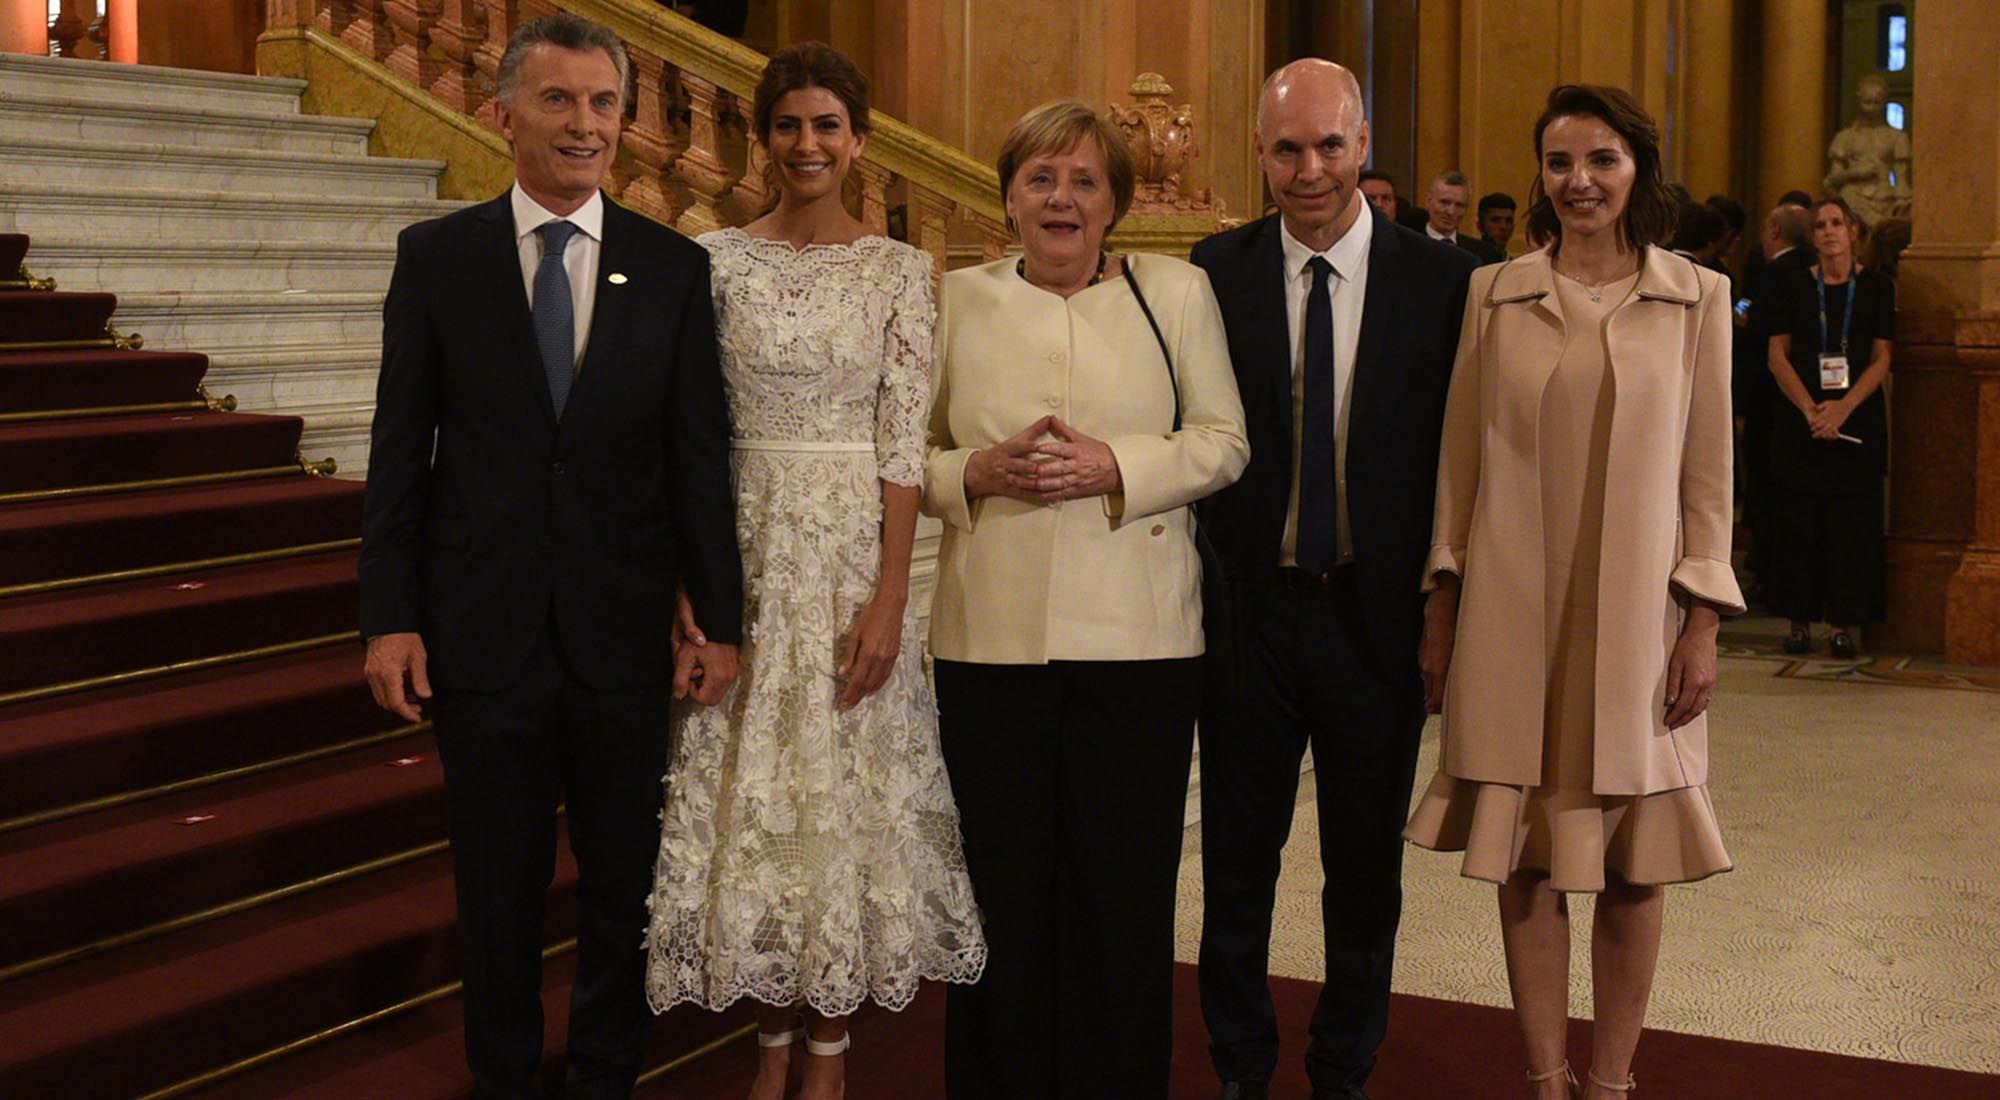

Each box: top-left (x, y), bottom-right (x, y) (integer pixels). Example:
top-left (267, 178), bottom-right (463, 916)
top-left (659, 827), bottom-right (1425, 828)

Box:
top-left (1829, 631), bottom-right (1858, 659)
top-left (1781, 626), bottom-right (1811, 655)
top-left (1218, 1084), bottom-right (1269, 1100)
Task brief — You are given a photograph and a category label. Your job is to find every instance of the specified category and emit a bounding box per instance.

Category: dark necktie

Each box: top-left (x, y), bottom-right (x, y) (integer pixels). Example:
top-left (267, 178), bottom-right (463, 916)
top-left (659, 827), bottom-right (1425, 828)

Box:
top-left (1297, 255), bottom-right (1338, 574)
top-left (533, 219), bottom-right (579, 418)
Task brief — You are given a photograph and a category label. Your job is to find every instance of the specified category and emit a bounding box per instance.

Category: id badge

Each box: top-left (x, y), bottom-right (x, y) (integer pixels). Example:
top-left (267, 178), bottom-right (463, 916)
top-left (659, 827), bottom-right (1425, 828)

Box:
top-left (1819, 354), bottom-right (1851, 391)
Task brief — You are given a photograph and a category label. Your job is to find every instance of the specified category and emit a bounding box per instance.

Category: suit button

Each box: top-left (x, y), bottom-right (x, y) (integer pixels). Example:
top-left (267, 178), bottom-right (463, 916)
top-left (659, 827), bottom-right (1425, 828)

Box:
top-left (1049, 351), bottom-right (1066, 364)
top-left (1150, 523), bottom-right (1166, 536)
top-left (551, 461), bottom-right (566, 476)
top-left (1044, 394), bottom-right (1061, 408)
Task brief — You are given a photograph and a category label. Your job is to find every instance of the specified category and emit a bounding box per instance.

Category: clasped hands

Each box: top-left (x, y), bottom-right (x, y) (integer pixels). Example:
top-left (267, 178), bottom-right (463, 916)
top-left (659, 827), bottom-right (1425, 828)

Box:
top-left (963, 415), bottom-right (1122, 504)
top-left (673, 591), bottom-right (740, 705)
top-left (1805, 396), bottom-right (1855, 441)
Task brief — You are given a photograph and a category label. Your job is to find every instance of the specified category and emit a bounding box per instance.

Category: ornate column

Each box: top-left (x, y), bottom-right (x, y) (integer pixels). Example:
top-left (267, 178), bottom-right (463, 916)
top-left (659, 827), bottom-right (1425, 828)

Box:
top-left (1681, 0), bottom-right (1737, 201)
top-left (1757, 0), bottom-right (1826, 208)
top-left (906, 181), bottom-right (954, 279)
top-left (1882, 4), bottom-right (2000, 663)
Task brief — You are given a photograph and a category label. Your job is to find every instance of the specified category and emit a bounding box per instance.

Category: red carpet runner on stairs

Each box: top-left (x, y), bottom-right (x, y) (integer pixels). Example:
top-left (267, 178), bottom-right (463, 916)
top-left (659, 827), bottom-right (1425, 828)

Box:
top-left (0, 232), bottom-right (745, 1099)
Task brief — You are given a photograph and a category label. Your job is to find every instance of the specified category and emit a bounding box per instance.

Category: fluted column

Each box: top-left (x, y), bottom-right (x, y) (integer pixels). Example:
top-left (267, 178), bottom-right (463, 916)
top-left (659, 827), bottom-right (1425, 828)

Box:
top-left (1681, 0), bottom-right (1736, 201)
top-left (1881, 3), bottom-right (2000, 663)
top-left (1757, 0), bottom-right (1825, 209)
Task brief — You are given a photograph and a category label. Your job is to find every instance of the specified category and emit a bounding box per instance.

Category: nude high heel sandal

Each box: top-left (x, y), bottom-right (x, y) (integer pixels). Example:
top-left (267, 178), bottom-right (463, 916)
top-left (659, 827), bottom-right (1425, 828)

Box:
top-left (1528, 1060), bottom-right (1581, 1100)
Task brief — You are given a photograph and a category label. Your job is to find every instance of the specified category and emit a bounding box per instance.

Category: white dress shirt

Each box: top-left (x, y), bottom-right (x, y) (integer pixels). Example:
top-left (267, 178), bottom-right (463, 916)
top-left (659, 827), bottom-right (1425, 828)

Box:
top-left (1279, 210), bottom-right (1371, 565)
top-left (511, 184), bottom-right (603, 370)
top-left (1424, 222), bottom-right (1453, 243)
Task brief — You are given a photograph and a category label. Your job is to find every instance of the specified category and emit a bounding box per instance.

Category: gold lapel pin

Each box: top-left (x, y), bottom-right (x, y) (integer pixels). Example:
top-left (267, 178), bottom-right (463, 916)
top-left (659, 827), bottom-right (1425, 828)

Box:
top-left (607, 272), bottom-right (628, 285)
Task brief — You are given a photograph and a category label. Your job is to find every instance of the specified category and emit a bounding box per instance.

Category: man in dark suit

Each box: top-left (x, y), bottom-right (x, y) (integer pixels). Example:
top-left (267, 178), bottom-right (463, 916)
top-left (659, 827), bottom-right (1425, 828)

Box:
top-left (1737, 201), bottom-right (1815, 606)
top-left (358, 14), bottom-right (742, 1099)
top-left (1191, 58), bottom-right (1475, 1100)
top-left (1422, 170), bottom-right (1503, 265)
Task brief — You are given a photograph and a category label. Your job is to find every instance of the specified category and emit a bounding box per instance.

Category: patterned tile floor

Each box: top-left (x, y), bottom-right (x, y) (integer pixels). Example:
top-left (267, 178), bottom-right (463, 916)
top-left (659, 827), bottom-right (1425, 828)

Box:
top-left (1172, 621), bottom-right (2000, 1073)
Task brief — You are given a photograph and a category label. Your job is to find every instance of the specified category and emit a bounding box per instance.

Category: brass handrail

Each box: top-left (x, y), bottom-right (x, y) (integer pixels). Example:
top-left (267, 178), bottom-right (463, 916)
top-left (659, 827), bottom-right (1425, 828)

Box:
top-left (0, 717), bottom-right (419, 835)
top-left (1, 263), bottom-right (57, 291)
top-left (0, 538), bottom-right (362, 600)
top-left (0, 392), bottom-right (235, 425)
top-left (130, 939), bottom-right (580, 1100)
top-left (0, 837), bottom-right (449, 984)
top-left (0, 456), bottom-right (338, 506)
top-left (0, 322), bottom-right (142, 352)
top-left (0, 631), bottom-right (361, 708)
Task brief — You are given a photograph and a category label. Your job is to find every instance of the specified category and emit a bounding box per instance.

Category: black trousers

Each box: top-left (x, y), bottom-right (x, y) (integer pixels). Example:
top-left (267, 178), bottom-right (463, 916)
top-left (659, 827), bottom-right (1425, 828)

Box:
top-left (1769, 481), bottom-right (1885, 626)
top-left (935, 657), bottom-right (1202, 1100)
top-left (431, 625), bottom-right (672, 1100)
top-left (1197, 568), bottom-right (1425, 1095)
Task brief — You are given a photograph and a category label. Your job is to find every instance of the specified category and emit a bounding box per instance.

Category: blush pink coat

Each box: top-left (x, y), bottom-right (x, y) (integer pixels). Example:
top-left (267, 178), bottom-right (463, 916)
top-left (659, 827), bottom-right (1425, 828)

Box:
top-left (1425, 246), bottom-right (1746, 796)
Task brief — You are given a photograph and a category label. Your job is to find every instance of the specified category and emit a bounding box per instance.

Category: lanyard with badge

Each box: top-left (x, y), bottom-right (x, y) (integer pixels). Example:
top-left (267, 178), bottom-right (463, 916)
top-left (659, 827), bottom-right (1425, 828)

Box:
top-left (1816, 270), bottom-right (1855, 391)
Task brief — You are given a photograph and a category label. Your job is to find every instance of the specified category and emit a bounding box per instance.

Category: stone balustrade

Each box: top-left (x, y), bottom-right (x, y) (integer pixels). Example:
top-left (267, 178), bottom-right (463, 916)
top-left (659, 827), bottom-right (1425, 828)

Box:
top-left (264, 0), bottom-right (1015, 275)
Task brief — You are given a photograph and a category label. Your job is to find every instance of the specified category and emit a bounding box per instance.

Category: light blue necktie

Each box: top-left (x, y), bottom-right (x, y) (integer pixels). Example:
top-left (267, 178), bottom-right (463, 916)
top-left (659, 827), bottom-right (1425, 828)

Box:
top-left (533, 219), bottom-right (579, 417)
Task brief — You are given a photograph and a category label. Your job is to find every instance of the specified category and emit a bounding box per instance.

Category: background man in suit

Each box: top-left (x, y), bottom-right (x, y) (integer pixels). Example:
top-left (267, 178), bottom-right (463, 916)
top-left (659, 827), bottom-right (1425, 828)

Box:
top-left (1423, 170), bottom-right (1503, 264)
top-left (1476, 191), bottom-right (1517, 257)
top-left (1737, 201), bottom-right (1815, 605)
top-left (1190, 58), bottom-right (1475, 1100)
top-left (358, 14), bottom-right (742, 1098)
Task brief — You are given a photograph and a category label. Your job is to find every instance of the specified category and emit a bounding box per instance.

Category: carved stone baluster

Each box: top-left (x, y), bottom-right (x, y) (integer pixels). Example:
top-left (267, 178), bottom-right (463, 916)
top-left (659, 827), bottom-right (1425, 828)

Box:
top-left (671, 76), bottom-right (743, 237)
top-left (341, 0), bottom-right (395, 62)
top-left (313, 0), bottom-right (338, 34)
top-left (472, 1), bottom-right (519, 131)
top-left (429, 0), bottom-right (485, 111)
top-left (972, 213), bottom-right (1014, 262)
top-left (906, 182), bottom-right (954, 278)
top-left (619, 49), bottom-right (682, 225)
top-left (854, 161), bottom-right (893, 239)
top-left (729, 139), bottom-right (771, 223)
top-left (384, 0), bottom-right (442, 87)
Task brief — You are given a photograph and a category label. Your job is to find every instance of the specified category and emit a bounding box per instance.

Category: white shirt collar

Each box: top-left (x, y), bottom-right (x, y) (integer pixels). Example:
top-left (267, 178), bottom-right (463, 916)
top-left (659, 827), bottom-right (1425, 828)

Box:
top-left (1279, 202), bottom-right (1373, 282)
top-left (510, 184), bottom-right (604, 244)
top-left (1424, 222), bottom-right (1452, 242)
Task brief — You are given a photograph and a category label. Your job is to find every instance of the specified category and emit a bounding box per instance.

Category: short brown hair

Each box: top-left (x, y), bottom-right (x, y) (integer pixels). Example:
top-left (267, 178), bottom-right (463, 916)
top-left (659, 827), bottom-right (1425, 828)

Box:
top-left (1812, 194), bottom-right (1864, 237)
top-left (1524, 84), bottom-right (1677, 252)
top-left (751, 42), bottom-right (870, 141)
top-left (995, 101), bottom-right (1136, 230)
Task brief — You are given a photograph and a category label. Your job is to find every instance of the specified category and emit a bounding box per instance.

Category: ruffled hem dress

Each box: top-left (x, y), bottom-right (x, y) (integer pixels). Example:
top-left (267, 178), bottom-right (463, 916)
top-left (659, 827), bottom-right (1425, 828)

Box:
top-left (1404, 268), bottom-right (1732, 893)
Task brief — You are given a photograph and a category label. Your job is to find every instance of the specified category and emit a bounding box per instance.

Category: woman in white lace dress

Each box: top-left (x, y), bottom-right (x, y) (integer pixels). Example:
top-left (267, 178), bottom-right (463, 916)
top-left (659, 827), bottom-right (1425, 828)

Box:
top-left (643, 44), bottom-right (986, 1100)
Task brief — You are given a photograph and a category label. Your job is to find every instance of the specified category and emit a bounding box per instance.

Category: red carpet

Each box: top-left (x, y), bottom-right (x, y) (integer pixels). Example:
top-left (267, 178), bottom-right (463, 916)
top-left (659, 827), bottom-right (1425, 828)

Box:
top-left (639, 966), bottom-right (2000, 1099)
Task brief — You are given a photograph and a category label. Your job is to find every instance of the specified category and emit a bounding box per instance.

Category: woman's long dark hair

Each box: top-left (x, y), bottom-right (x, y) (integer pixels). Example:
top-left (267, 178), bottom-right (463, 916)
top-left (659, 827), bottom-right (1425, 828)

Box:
top-left (1523, 84), bottom-right (1677, 253)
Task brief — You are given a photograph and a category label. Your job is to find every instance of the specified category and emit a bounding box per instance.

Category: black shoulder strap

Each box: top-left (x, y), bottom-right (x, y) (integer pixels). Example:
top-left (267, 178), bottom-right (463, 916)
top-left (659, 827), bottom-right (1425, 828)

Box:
top-left (1121, 258), bottom-right (1182, 431)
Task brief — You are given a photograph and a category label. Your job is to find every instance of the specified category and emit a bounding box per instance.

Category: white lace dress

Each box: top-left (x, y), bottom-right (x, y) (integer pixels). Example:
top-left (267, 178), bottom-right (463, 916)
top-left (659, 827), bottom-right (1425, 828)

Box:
top-left (644, 230), bottom-right (987, 1017)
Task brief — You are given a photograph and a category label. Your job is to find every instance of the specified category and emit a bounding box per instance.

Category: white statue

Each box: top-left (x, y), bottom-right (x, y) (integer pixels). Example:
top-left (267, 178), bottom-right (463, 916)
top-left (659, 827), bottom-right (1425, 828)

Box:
top-left (1824, 71), bottom-right (1912, 229)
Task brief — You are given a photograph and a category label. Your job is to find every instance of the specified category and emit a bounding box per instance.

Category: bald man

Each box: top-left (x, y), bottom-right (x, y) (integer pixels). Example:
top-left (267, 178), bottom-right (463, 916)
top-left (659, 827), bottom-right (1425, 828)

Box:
top-left (1190, 60), bottom-right (1476, 1100)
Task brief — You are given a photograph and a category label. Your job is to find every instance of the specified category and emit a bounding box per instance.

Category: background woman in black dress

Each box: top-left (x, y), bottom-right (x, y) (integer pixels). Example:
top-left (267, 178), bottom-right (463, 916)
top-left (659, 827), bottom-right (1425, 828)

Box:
top-left (1766, 196), bottom-right (1894, 658)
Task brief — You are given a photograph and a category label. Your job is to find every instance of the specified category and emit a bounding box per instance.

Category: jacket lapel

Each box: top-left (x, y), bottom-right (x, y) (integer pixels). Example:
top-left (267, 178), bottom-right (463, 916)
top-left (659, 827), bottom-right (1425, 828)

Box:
top-left (563, 194), bottom-right (632, 425)
top-left (1249, 217), bottom-right (1293, 465)
top-left (1349, 208), bottom-right (1400, 435)
top-left (473, 193), bottom-right (558, 427)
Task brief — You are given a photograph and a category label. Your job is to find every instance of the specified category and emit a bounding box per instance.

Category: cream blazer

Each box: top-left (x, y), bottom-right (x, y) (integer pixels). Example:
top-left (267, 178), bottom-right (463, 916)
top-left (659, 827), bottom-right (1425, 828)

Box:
top-left (923, 255), bottom-right (1249, 664)
top-left (1427, 246), bottom-right (1747, 796)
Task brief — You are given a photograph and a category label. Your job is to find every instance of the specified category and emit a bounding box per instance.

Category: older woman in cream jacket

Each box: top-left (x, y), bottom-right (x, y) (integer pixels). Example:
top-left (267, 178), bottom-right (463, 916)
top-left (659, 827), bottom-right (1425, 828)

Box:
top-left (922, 101), bottom-right (1247, 1098)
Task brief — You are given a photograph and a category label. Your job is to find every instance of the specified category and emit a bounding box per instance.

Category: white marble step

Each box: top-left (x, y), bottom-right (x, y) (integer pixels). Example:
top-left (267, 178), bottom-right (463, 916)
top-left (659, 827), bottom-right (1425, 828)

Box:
top-left (0, 135), bottom-right (442, 201)
top-left (0, 182), bottom-right (462, 244)
top-left (201, 343), bottom-right (382, 410)
top-left (0, 52), bottom-right (306, 116)
top-left (0, 93), bottom-right (375, 157)
top-left (114, 291), bottom-right (384, 351)
top-left (26, 237), bottom-right (397, 294)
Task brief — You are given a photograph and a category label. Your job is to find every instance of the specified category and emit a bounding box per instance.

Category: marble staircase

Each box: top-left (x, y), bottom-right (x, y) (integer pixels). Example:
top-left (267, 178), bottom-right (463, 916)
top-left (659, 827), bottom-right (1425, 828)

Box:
top-left (0, 51), bottom-right (461, 476)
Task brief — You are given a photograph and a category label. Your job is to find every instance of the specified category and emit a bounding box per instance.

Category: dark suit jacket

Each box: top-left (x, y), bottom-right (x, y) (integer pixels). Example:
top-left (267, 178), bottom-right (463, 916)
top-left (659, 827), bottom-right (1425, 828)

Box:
top-left (1191, 209), bottom-right (1476, 673)
top-left (1452, 231), bottom-right (1504, 266)
top-left (359, 192), bottom-right (743, 692)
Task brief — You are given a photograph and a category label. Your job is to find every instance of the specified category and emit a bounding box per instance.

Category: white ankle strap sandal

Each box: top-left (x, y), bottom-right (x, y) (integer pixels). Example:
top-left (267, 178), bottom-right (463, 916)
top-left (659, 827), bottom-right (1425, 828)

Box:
top-left (756, 1026), bottom-right (803, 1048)
top-left (804, 1033), bottom-right (851, 1057)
